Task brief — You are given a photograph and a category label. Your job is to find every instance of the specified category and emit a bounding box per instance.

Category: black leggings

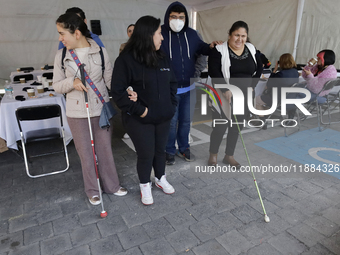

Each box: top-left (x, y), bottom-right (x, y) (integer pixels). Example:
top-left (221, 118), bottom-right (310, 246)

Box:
top-left (209, 109), bottom-right (247, 155)
top-left (209, 86), bottom-right (251, 156)
top-left (122, 113), bottom-right (171, 184)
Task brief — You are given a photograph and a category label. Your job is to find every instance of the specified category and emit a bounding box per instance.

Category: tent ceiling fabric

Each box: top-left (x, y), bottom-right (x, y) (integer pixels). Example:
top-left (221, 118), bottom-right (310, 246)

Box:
top-left (163, 0), bottom-right (255, 11)
top-left (0, 0), bottom-right (169, 79)
top-left (297, 0), bottom-right (340, 68)
top-left (197, 0), bottom-right (298, 67)
top-left (196, 0), bottom-right (340, 69)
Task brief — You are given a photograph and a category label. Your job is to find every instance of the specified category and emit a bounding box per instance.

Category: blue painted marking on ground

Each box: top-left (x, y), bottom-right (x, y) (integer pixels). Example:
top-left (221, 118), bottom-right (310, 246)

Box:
top-left (255, 127), bottom-right (340, 179)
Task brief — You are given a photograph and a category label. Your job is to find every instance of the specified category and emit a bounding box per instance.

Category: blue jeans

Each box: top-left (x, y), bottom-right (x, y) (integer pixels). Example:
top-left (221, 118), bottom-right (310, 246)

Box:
top-left (297, 91), bottom-right (325, 103)
top-left (166, 89), bottom-right (196, 155)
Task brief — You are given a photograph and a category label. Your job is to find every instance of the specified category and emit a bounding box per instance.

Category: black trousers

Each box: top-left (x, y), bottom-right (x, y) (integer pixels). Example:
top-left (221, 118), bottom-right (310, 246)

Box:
top-left (209, 89), bottom-right (250, 156)
top-left (122, 113), bottom-right (171, 183)
top-left (209, 109), bottom-right (247, 155)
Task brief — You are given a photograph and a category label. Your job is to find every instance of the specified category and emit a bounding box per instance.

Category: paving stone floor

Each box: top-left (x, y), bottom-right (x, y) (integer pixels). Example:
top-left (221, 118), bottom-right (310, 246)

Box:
top-left (1, 112), bottom-right (340, 255)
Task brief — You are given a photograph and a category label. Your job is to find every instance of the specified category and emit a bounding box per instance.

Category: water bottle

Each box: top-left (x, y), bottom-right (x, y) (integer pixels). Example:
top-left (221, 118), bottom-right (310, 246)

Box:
top-left (4, 80), bottom-right (13, 99)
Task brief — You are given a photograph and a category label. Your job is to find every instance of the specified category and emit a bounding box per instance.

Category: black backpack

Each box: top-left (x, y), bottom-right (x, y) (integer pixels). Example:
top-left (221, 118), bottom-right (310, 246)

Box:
top-left (61, 47), bottom-right (105, 76)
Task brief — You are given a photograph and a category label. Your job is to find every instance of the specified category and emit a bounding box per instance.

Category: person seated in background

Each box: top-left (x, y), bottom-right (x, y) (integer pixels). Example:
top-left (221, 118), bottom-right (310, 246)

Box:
top-left (255, 53), bottom-right (299, 129)
top-left (58, 7), bottom-right (104, 50)
top-left (194, 30), bottom-right (208, 79)
top-left (287, 49), bottom-right (337, 123)
top-left (301, 49), bottom-right (337, 99)
top-left (119, 24), bottom-right (135, 53)
top-left (257, 50), bottom-right (271, 69)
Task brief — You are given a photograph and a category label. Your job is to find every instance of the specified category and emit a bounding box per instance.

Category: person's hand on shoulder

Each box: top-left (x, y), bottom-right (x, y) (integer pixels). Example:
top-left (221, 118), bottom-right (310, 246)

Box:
top-left (209, 40), bottom-right (224, 49)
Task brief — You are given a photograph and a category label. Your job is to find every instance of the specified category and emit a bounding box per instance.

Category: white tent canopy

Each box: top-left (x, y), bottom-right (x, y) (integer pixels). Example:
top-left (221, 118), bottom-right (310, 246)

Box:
top-left (1, 0), bottom-right (339, 79)
top-left (196, 0), bottom-right (340, 70)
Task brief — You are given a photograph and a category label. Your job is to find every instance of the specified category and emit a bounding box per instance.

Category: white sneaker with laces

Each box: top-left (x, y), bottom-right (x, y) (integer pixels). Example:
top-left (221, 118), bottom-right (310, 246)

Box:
top-left (155, 175), bottom-right (175, 194)
top-left (139, 182), bottom-right (153, 205)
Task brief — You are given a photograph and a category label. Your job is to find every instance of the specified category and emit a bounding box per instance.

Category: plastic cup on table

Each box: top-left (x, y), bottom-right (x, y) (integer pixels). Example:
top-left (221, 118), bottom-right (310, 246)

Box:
top-left (37, 85), bottom-right (44, 94)
top-left (27, 89), bottom-right (35, 98)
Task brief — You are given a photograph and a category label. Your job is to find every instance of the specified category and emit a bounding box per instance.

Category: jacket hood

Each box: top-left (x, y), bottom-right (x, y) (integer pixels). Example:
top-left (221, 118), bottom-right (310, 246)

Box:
top-left (87, 38), bottom-right (101, 54)
top-left (163, 1), bottom-right (189, 33)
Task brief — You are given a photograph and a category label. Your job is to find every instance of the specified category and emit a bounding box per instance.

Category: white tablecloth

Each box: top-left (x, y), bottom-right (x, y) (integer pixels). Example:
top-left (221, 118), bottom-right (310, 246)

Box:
top-left (10, 69), bottom-right (53, 82)
top-left (0, 83), bottom-right (72, 150)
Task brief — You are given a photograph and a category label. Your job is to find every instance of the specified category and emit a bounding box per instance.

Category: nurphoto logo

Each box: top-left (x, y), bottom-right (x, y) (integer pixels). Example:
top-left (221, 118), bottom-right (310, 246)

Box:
top-left (196, 78), bottom-right (312, 128)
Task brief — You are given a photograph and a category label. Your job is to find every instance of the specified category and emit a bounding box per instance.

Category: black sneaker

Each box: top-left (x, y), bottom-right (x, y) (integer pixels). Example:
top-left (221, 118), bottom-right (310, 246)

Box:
top-left (176, 148), bottom-right (196, 162)
top-left (285, 120), bottom-right (297, 127)
top-left (166, 153), bottom-right (175, 165)
top-left (281, 120), bottom-right (297, 127)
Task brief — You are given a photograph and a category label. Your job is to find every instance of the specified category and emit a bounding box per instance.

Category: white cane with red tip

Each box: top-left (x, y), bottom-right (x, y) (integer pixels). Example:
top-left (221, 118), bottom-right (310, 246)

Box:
top-left (79, 64), bottom-right (107, 218)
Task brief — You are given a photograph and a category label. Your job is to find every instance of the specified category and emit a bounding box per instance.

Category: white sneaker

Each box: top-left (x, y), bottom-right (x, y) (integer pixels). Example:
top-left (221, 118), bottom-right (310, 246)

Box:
top-left (123, 133), bottom-right (130, 139)
top-left (113, 187), bottom-right (128, 196)
top-left (155, 175), bottom-right (175, 194)
top-left (89, 195), bottom-right (101, 205)
top-left (139, 182), bottom-right (153, 205)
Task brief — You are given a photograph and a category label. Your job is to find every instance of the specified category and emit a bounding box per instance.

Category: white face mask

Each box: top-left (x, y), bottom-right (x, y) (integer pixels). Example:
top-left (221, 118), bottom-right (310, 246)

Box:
top-left (169, 19), bottom-right (185, 32)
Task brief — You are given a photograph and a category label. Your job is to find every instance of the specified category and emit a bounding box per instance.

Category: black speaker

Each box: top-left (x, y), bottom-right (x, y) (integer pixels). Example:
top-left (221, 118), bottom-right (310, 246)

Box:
top-left (90, 20), bottom-right (102, 35)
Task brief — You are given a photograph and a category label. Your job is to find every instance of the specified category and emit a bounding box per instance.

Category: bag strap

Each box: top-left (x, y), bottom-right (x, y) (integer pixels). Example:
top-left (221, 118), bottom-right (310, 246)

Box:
top-left (69, 49), bottom-right (105, 104)
top-left (61, 46), bottom-right (105, 76)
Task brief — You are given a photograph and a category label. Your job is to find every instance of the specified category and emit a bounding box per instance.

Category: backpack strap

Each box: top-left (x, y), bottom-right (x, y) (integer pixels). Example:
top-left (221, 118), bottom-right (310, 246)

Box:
top-left (61, 47), bottom-right (67, 72)
top-left (61, 46), bottom-right (105, 76)
top-left (99, 47), bottom-right (105, 76)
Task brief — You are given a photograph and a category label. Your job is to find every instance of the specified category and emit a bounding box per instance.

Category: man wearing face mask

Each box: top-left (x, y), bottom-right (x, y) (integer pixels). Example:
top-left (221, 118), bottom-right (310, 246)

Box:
top-left (161, 1), bottom-right (220, 165)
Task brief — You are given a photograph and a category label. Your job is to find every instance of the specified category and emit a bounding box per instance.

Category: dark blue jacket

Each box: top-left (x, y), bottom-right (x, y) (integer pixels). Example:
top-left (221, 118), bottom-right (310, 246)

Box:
top-left (261, 68), bottom-right (299, 105)
top-left (161, 1), bottom-right (211, 89)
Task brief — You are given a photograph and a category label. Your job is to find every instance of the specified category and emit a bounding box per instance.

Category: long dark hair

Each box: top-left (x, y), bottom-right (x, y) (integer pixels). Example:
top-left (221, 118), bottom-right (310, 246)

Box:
top-left (318, 49), bottom-right (336, 66)
top-left (56, 13), bottom-right (91, 38)
top-left (123, 16), bottom-right (163, 67)
top-left (229, 20), bottom-right (250, 43)
top-left (65, 7), bottom-right (86, 20)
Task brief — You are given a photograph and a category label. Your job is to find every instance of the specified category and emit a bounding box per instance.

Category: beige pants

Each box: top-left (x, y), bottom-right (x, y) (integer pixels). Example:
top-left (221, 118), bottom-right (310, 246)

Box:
top-left (67, 116), bottom-right (120, 198)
